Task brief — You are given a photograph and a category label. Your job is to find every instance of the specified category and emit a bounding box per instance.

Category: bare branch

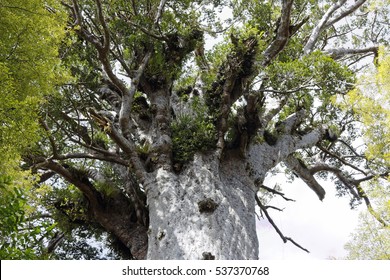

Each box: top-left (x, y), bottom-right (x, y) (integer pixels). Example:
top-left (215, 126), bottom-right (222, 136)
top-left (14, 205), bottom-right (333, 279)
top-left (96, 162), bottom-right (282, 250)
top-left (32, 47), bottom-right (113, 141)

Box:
top-left (87, 108), bottom-right (148, 184)
top-left (309, 163), bottom-right (388, 227)
top-left (70, 0), bottom-right (102, 47)
top-left (255, 194), bottom-right (310, 253)
top-left (338, 139), bottom-right (365, 158)
top-left (309, 163), bottom-right (360, 199)
top-left (326, 46), bottom-right (379, 60)
top-left (265, 205), bottom-right (284, 212)
top-left (258, 184), bottom-right (295, 202)
top-left (317, 143), bottom-right (367, 175)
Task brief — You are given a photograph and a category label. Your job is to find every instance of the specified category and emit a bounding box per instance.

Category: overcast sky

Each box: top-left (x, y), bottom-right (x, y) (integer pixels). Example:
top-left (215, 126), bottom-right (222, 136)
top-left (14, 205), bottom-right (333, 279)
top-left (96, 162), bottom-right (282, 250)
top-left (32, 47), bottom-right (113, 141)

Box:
top-left (256, 174), bottom-right (364, 259)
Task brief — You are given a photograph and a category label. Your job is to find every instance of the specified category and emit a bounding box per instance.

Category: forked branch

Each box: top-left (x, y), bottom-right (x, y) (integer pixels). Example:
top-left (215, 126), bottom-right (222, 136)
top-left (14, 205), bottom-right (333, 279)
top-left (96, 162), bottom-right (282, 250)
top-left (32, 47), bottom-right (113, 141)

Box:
top-left (255, 194), bottom-right (310, 253)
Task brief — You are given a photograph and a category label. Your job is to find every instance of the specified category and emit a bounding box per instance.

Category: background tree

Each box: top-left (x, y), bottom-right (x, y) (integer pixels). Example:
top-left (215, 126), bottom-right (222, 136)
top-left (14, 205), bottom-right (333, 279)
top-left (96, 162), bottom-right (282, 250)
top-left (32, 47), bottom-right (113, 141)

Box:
top-left (3, 0), bottom-right (390, 259)
top-left (0, 0), bottom-right (70, 259)
top-left (343, 48), bottom-right (390, 260)
top-left (344, 184), bottom-right (390, 259)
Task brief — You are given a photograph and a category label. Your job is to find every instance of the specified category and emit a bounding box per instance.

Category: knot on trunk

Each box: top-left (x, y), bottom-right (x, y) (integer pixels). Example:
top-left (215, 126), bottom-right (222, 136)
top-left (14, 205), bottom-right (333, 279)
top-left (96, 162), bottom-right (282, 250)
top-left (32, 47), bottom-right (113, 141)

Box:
top-left (198, 198), bottom-right (218, 214)
top-left (202, 252), bottom-right (215, 260)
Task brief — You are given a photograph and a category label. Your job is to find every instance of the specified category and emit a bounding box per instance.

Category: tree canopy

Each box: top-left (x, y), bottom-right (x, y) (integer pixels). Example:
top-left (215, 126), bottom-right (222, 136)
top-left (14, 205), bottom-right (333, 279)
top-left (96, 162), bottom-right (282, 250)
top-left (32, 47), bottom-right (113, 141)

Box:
top-left (1, 0), bottom-right (390, 259)
top-left (344, 50), bottom-right (390, 260)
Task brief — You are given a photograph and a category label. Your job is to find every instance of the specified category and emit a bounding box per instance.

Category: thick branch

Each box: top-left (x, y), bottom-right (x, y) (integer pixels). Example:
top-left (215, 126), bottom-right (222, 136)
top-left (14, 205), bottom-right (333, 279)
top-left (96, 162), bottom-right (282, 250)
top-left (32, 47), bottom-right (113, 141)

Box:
top-left (277, 127), bottom-right (325, 158)
top-left (310, 164), bottom-right (359, 197)
top-left (87, 108), bottom-right (148, 184)
top-left (304, 0), bottom-right (347, 54)
top-left (53, 152), bottom-right (128, 166)
top-left (119, 51), bottom-right (151, 140)
top-left (284, 155), bottom-right (326, 201)
top-left (277, 110), bottom-right (306, 134)
top-left (154, 0), bottom-right (168, 25)
top-left (324, 0), bottom-right (368, 28)
top-left (47, 232), bottom-right (65, 254)
top-left (325, 46), bottom-right (378, 60)
top-left (260, 96), bottom-right (288, 129)
top-left (40, 160), bottom-right (103, 211)
top-left (261, 0), bottom-right (294, 66)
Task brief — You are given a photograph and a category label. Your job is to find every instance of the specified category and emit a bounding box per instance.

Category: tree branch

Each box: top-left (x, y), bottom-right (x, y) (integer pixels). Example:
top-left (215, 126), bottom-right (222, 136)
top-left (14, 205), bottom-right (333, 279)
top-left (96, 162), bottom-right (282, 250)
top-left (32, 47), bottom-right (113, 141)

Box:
top-left (261, 0), bottom-right (294, 66)
top-left (258, 184), bottom-right (295, 202)
top-left (39, 160), bottom-right (103, 211)
top-left (324, 0), bottom-right (368, 29)
top-left (87, 108), bottom-right (148, 184)
top-left (70, 0), bottom-right (102, 47)
top-left (53, 152), bottom-right (129, 166)
top-left (309, 163), bottom-right (360, 199)
top-left (40, 119), bottom-right (59, 159)
top-left (304, 0), bottom-right (347, 54)
top-left (326, 46), bottom-right (379, 60)
top-left (119, 51), bottom-right (152, 140)
top-left (284, 155), bottom-right (326, 201)
top-left (95, 0), bottom-right (110, 51)
top-left (47, 232), bottom-right (65, 254)
top-left (317, 143), bottom-right (367, 175)
top-left (154, 0), bottom-right (168, 25)
top-left (255, 194), bottom-right (310, 253)
top-left (309, 163), bottom-right (388, 227)
top-left (277, 110), bottom-right (307, 134)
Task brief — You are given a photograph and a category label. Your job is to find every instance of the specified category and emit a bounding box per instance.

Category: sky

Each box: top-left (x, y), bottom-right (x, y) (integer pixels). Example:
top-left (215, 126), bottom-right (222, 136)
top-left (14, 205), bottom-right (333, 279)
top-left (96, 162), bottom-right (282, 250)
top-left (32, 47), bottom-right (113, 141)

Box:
top-left (256, 174), bottom-right (364, 259)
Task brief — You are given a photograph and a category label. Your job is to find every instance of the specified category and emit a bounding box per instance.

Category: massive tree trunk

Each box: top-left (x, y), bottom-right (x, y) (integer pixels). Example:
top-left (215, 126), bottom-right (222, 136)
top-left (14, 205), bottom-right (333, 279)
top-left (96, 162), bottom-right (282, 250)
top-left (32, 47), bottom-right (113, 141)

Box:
top-left (145, 152), bottom-right (259, 259)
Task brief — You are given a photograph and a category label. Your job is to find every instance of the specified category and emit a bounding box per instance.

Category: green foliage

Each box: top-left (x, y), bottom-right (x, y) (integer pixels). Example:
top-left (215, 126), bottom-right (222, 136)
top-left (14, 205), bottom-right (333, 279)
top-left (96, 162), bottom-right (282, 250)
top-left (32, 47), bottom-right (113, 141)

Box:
top-left (0, 174), bottom-right (55, 259)
top-left (267, 51), bottom-right (355, 123)
top-left (337, 48), bottom-right (390, 166)
top-left (171, 97), bottom-right (217, 163)
top-left (345, 182), bottom-right (390, 259)
top-left (0, 0), bottom-right (69, 170)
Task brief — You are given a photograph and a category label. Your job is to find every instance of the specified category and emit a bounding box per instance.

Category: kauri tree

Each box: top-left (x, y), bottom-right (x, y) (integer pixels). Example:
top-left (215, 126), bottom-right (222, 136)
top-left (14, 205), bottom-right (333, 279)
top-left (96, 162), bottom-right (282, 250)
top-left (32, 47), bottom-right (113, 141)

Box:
top-left (2, 0), bottom-right (390, 259)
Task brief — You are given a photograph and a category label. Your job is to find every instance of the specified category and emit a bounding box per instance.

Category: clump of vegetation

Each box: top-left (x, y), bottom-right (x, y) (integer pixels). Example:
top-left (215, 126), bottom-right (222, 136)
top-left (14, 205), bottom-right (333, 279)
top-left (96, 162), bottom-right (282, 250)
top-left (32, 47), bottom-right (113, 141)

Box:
top-left (171, 97), bottom-right (217, 164)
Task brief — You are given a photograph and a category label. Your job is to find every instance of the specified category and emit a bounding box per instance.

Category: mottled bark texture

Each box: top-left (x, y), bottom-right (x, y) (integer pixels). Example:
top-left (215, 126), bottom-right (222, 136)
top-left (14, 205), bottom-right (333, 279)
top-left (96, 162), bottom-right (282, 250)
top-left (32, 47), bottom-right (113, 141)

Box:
top-left (145, 153), bottom-right (259, 259)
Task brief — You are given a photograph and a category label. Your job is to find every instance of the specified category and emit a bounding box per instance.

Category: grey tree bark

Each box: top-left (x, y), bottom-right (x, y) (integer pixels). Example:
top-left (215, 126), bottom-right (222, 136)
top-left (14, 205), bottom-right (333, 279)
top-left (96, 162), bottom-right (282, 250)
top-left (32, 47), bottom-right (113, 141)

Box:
top-left (145, 153), bottom-right (259, 259)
